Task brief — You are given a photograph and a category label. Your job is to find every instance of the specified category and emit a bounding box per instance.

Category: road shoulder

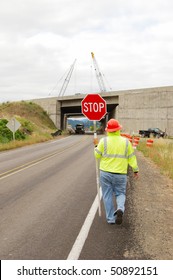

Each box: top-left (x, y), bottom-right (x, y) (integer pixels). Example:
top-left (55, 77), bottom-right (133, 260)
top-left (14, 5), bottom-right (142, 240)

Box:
top-left (79, 150), bottom-right (173, 260)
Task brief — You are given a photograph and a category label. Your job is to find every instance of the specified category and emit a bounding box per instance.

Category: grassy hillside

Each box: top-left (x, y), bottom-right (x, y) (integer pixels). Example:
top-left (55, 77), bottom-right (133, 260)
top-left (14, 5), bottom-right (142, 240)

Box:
top-left (0, 101), bottom-right (58, 151)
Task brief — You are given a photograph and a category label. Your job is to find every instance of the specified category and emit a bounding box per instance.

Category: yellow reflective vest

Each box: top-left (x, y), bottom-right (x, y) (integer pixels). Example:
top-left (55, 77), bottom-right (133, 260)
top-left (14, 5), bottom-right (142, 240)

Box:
top-left (94, 133), bottom-right (139, 174)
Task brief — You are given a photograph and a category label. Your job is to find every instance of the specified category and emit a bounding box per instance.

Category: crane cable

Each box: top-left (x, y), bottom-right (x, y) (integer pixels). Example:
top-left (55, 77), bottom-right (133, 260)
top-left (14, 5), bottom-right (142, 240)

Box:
top-left (48, 69), bottom-right (69, 96)
top-left (58, 59), bottom-right (77, 97)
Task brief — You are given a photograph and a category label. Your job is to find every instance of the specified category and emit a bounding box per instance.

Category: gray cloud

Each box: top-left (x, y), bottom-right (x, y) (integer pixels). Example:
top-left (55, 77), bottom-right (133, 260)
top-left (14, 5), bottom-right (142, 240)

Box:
top-left (0, 0), bottom-right (173, 102)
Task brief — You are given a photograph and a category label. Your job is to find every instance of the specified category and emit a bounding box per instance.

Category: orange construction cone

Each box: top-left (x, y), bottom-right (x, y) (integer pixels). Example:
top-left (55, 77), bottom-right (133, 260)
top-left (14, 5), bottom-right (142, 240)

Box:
top-left (146, 139), bottom-right (154, 147)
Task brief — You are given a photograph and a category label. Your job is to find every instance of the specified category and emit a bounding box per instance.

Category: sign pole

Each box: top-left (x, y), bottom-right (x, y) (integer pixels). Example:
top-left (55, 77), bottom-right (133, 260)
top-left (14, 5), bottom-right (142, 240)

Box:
top-left (94, 128), bottom-right (101, 217)
top-left (81, 93), bottom-right (107, 217)
top-left (12, 118), bottom-right (15, 141)
top-left (6, 117), bottom-right (21, 141)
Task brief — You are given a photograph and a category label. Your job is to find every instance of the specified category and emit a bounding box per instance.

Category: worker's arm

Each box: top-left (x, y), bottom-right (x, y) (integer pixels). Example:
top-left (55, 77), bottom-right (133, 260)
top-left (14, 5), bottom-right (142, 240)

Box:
top-left (93, 137), bottom-right (99, 146)
top-left (127, 142), bottom-right (139, 174)
top-left (94, 138), bottom-right (104, 159)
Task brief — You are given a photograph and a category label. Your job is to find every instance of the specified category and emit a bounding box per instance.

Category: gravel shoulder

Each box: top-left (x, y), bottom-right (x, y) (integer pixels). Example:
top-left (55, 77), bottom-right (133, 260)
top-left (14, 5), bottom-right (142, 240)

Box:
top-left (129, 150), bottom-right (173, 259)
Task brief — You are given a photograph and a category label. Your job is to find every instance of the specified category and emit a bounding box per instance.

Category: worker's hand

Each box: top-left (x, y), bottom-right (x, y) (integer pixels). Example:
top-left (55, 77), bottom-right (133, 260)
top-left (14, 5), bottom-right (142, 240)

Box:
top-left (93, 138), bottom-right (99, 146)
top-left (134, 172), bottom-right (139, 179)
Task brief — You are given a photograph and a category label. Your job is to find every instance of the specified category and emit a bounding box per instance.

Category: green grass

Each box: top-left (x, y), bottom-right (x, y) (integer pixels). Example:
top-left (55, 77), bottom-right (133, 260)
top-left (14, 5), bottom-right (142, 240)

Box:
top-left (0, 133), bottom-right (54, 151)
top-left (137, 138), bottom-right (173, 180)
top-left (0, 101), bottom-right (59, 151)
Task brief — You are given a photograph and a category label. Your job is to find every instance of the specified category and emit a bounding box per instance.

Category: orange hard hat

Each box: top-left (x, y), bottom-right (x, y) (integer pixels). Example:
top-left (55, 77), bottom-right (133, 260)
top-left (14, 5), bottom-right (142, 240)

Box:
top-left (105, 119), bottom-right (122, 132)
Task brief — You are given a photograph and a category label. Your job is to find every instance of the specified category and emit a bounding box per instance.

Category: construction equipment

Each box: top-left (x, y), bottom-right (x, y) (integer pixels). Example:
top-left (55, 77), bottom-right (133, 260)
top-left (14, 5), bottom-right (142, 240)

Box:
top-left (91, 52), bottom-right (107, 93)
top-left (58, 59), bottom-right (77, 97)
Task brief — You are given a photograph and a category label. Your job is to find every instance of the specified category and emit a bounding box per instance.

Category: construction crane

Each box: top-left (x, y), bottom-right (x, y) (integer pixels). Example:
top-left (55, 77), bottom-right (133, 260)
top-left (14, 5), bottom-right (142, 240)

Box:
top-left (58, 59), bottom-right (77, 97)
top-left (91, 52), bottom-right (107, 93)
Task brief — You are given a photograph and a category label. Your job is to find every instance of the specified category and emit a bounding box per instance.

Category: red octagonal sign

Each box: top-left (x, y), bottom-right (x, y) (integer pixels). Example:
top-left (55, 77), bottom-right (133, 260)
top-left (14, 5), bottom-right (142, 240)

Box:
top-left (81, 93), bottom-right (107, 121)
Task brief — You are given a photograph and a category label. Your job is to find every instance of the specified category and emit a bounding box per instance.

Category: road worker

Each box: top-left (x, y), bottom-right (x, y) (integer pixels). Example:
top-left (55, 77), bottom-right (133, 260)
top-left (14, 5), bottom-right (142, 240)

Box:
top-left (94, 119), bottom-right (139, 225)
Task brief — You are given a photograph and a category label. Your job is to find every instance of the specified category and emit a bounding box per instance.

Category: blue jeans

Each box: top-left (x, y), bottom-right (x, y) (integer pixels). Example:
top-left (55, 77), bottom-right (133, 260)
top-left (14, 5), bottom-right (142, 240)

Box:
top-left (100, 170), bottom-right (127, 223)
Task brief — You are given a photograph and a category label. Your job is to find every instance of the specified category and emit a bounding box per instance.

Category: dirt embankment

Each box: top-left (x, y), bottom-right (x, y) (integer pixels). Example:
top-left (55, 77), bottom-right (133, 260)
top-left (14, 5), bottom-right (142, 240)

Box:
top-left (130, 150), bottom-right (173, 259)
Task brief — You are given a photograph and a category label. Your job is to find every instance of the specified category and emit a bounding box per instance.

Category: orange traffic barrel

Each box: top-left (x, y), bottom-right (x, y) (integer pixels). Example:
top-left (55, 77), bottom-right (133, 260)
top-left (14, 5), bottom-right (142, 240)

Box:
top-left (146, 139), bottom-right (154, 147)
top-left (121, 133), bottom-right (131, 139)
top-left (121, 133), bottom-right (133, 141)
top-left (128, 136), bottom-right (133, 143)
top-left (132, 143), bottom-right (138, 149)
top-left (132, 139), bottom-right (139, 148)
top-left (132, 137), bottom-right (140, 147)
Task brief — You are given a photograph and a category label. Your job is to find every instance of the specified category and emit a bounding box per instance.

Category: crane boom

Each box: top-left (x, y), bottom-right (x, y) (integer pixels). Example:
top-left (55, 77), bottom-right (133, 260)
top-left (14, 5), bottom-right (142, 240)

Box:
top-left (91, 52), bottom-right (107, 92)
top-left (58, 59), bottom-right (77, 97)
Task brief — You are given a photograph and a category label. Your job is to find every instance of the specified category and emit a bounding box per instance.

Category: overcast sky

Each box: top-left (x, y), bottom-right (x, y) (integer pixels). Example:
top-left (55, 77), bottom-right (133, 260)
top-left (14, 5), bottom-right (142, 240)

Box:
top-left (1, 0), bottom-right (173, 102)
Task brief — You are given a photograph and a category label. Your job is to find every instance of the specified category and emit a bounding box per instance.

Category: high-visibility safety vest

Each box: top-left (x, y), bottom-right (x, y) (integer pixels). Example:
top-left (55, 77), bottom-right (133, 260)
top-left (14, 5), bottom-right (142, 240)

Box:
top-left (94, 135), bottom-right (139, 174)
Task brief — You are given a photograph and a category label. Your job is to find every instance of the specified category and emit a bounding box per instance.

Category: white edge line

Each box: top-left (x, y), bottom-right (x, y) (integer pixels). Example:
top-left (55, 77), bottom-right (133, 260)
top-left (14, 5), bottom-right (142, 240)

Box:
top-left (67, 190), bottom-right (102, 260)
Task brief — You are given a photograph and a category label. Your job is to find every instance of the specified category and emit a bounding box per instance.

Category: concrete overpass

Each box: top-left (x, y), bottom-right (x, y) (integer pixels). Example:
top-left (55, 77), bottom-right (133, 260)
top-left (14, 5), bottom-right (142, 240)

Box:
top-left (32, 86), bottom-right (173, 136)
top-left (33, 93), bottom-right (119, 131)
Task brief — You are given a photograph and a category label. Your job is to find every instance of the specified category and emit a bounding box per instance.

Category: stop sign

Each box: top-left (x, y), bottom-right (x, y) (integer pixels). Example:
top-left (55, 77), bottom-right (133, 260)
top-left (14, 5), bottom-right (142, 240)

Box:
top-left (81, 93), bottom-right (107, 121)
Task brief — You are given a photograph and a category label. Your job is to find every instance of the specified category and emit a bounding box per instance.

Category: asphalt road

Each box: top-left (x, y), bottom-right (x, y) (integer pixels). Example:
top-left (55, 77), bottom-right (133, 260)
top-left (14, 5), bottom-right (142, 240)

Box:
top-left (0, 135), bottom-right (99, 259)
top-left (1, 134), bottom-right (173, 262)
top-left (0, 135), bottom-right (150, 260)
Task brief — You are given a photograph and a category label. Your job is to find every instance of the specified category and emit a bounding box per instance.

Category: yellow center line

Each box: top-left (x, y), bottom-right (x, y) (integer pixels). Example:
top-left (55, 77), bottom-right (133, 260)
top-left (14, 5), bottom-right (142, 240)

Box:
top-left (0, 136), bottom-right (90, 180)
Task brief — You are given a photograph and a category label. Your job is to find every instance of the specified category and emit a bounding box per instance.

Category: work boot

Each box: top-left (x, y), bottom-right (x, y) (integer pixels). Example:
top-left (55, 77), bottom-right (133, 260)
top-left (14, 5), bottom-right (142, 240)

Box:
top-left (115, 209), bottom-right (123, 225)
